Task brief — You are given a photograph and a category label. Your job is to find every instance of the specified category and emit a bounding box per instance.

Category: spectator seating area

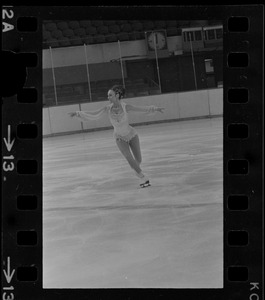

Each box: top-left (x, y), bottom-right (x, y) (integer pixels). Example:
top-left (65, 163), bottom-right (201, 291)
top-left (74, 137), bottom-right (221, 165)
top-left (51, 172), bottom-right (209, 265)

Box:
top-left (43, 77), bottom-right (161, 106)
top-left (43, 20), bottom-right (187, 48)
top-left (42, 20), bottom-right (221, 106)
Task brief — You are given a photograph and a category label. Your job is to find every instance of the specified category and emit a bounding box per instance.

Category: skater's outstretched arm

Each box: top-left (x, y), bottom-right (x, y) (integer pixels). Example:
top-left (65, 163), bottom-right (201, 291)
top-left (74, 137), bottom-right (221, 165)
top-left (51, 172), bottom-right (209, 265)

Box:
top-left (68, 106), bottom-right (108, 121)
top-left (125, 104), bottom-right (165, 114)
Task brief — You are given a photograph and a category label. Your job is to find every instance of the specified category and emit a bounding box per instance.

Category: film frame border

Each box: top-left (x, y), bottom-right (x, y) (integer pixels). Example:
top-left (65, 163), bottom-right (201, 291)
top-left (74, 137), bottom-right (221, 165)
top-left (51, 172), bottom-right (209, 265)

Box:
top-left (1, 5), bottom-right (264, 300)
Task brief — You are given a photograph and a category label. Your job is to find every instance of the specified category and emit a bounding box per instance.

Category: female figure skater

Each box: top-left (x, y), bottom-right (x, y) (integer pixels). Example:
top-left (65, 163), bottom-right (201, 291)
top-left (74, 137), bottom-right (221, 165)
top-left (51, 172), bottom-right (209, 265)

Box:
top-left (69, 85), bottom-right (164, 188)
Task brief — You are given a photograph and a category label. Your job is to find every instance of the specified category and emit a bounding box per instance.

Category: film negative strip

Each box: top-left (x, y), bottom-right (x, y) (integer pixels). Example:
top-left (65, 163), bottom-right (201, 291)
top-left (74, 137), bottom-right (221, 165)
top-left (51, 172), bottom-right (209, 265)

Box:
top-left (1, 5), bottom-right (263, 300)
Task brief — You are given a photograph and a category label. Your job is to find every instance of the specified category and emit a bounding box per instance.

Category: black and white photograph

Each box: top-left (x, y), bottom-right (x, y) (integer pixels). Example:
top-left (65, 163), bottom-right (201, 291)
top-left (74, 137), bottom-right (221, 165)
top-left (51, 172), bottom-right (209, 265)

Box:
top-left (43, 15), bottom-right (223, 288)
top-left (42, 15), bottom-right (224, 289)
top-left (1, 4), bottom-right (264, 300)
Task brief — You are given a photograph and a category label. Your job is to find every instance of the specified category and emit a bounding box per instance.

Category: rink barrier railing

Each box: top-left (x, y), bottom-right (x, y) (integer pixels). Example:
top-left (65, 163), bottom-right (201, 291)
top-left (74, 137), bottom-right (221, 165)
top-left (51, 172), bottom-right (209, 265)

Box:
top-left (43, 87), bottom-right (223, 137)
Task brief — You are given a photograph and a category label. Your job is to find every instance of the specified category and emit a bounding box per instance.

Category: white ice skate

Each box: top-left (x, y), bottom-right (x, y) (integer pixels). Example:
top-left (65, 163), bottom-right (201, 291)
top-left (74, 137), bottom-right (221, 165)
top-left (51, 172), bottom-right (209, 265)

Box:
top-left (140, 180), bottom-right (151, 188)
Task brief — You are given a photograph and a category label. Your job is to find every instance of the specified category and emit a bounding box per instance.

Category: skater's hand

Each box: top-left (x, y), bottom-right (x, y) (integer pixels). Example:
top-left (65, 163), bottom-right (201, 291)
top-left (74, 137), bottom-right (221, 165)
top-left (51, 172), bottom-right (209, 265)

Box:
top-left (156, 107), bottom-right (165, 113)
top-left (68, 112), bottom-right (77, 117)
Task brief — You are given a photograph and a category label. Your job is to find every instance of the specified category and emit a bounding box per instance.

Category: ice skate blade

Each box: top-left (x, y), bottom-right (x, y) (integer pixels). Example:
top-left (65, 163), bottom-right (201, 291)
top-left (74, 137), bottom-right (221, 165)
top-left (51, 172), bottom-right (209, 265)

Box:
top-left (140, 181), bottom-right (151, 188)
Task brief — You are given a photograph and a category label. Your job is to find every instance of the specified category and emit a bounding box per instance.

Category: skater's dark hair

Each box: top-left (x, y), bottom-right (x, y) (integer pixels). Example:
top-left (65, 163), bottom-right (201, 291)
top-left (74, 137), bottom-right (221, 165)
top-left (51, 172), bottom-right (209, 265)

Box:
top-left (111, 85), bottom-right (125, 99)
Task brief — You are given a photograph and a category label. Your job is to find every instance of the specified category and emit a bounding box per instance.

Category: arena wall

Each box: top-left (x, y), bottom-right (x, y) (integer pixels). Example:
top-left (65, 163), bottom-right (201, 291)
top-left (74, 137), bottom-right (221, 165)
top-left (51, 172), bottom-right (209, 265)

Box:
top-left (43, 88), bottom-right (223, 137)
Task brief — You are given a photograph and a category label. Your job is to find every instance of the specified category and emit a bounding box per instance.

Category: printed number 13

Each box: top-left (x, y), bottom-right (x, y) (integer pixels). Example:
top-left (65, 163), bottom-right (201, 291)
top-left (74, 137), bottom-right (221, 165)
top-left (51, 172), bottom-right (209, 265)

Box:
top-left (3, 155), bottom-right (14, 172)
top-left (2, 292), bottom-right (14, 300)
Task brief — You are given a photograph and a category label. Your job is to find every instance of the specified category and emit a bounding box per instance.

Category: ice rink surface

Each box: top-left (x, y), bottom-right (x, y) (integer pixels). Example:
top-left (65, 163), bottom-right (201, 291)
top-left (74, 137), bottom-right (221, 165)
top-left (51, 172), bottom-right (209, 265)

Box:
top-left (43, 117), bottom-right (223, 288)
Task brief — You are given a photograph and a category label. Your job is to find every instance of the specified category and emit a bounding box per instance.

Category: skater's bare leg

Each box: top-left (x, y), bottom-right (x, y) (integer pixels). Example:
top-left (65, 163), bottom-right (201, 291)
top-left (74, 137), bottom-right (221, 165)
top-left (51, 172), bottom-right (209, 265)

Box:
top-left (116, 137), bottom-right (150, 187)
top-left (129, 135), bottom-right (142, 165)
top-left (116, 138), bottom-right (142, 174)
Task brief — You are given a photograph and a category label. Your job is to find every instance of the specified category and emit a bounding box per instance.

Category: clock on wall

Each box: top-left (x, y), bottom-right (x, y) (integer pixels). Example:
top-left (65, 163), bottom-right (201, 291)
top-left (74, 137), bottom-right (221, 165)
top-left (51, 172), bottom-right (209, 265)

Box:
top-left (146, 30), bottom-right (168, 51)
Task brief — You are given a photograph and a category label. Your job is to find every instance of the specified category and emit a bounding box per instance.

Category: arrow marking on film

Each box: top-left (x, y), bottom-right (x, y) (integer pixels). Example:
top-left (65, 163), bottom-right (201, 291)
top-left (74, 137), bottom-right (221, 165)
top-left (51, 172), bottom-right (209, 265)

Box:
top-left (3, 257), bottom-right (15, 284)
top-left (3, 125), bottom-right (15, 152)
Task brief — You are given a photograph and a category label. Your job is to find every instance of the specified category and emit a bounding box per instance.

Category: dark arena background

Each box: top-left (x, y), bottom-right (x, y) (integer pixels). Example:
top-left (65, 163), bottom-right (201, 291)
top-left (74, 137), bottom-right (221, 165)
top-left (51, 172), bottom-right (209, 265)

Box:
top-left (42, 19), bottom-right (223, 110)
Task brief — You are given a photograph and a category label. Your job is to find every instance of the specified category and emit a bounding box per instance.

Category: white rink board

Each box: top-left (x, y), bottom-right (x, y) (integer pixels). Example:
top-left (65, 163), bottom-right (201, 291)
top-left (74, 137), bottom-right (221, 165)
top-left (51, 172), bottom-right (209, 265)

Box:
top-left (208, 88), bottom-right (223, 115)
top-left (43, 88), bottom-right (223, 136)
top-left (48, 104), bottom-right (82, 134)
top-left (43, 107), bottom-right (52, 136)
top-left (177, 90), bottom-right (210, 118)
